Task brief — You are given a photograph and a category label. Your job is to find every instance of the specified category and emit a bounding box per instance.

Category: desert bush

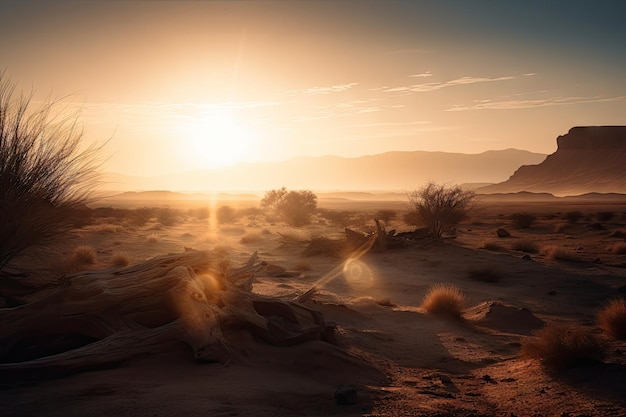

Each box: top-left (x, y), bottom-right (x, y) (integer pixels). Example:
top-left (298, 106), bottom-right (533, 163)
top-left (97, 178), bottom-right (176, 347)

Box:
top-left (521, 325), bottom-right (605, 371)
top-left (511, 238), bottom-right (540, 254)
top-left (610, 242), bottom-right (626, 255)
top-left (565, 211), bottom-right (583, 224)
top-left (406, 182), bottom-right (477, 239)
top-left (261, 187), bottom-right (317, 227)
top-left (110, 252), bottom-right (130, 267)
top-left (542, 245), bottom-right (579, 261)
top-left (421, 284), bottom-right (466, 318)
top-left (217, 205), bottom-right (238, 224)
top-left (481, 240), bottom-right (505, 251)
top-left (467, 267), bottom-right (501, 283)
top-left (509, 212), bottom-right (536, 229)
top-left (155, 207), bottom-right (179, 226)
top-left (131, 207), bottom-right (155, 226)
top-left (597, 298), bottom-right (626, 340)
top-left (72, 245), bottom-right (97, 265)
top-left (0, 73), bottom-right (103, 270)
top-left (596, 211), bottom-right (615, 222)
top-left (374, 209), bottom-right (397, 224)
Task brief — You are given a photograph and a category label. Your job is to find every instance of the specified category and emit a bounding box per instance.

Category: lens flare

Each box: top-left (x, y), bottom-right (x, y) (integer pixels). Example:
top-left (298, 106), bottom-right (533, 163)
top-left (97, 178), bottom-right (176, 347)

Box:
top-left (342, 258), bottom-right (375, 290)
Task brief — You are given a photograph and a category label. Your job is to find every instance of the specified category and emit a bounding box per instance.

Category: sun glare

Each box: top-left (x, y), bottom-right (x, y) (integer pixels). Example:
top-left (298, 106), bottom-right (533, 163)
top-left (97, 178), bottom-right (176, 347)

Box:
top-left (184, 113), bottom-right (256, 169)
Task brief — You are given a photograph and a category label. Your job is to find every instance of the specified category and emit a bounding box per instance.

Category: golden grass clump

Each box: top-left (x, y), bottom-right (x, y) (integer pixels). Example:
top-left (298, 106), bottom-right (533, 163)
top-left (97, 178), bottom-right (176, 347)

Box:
top-left (72, 245), bottom-right (97, 265)
top-left (110, 252), bottom-right (130, 268)
top-left (542, 245), bottom-right (579, 261)
top-left (597, 298), bottom-right (626, 340)
top-left (609, 242), bottom-right (626, 255)
top-left (511, 238), bottom-right (540, 254)
top-left (421, 284), bottom-right (466, 318)
top-left (521, 325), bottom-right (605, 371)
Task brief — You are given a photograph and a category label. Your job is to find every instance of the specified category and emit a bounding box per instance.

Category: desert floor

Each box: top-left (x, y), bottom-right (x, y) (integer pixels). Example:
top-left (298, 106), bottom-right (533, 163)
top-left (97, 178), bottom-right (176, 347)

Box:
top-left (2, 197), bottom-right (626, 417)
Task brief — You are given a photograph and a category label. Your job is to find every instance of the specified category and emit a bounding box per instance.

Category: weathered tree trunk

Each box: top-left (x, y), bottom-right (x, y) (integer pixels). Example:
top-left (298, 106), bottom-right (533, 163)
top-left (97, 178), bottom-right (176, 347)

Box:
top-left (0, 250), bottom-right (334, 383)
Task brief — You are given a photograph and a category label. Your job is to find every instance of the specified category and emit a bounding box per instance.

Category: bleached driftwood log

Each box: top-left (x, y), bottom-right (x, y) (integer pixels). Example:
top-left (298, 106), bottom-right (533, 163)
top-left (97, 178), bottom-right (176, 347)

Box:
top-left (0, 250), bottom-right (334, 382)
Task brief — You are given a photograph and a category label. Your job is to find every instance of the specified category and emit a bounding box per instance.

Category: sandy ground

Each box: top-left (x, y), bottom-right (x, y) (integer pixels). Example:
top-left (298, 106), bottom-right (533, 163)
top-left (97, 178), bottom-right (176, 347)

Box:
top-left (2, 198), bottom-right (626, 416)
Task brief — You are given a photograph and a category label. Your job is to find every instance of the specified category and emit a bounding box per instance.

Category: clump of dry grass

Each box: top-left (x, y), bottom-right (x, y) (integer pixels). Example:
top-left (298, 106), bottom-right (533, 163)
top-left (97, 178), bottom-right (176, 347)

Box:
top-left (481, 240), bottom-right (504, 251)
top-left (609, 242), bottom-right (626, 255)
top-left (511, 238), bottom-right (540, 254)
top-left (110, 252), bottom-right (130, 267)
top-left (597, 298), bottom-right (626, 340)
top-left (467, 266), bottom-right (501, 283)
top-left (421, 284), bottom-right (466, 318)
top-left (240, 231), bottom-right (263, 244)
top-left (542, 245), bottom-right (579, 261)
top-left (521, 325), bottom-right (605, 371)
top-left (72, 245), bottom-right (97, 265)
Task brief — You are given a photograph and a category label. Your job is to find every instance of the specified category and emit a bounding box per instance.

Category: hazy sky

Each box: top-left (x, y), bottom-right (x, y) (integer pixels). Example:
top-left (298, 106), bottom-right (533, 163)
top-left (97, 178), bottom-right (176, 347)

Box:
top-left (2, 0), bottom-right (625, 176)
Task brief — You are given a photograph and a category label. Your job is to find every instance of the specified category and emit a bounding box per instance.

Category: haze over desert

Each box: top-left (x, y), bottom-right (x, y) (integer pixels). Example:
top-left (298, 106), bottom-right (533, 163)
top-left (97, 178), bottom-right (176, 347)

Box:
top-left (1, 1), bottom-right (626, 417)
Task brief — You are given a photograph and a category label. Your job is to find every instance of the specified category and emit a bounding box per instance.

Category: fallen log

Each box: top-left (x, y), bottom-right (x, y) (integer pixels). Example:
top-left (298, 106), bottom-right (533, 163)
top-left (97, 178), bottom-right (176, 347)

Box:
top-left (0, 250), bottom-right (335, 383)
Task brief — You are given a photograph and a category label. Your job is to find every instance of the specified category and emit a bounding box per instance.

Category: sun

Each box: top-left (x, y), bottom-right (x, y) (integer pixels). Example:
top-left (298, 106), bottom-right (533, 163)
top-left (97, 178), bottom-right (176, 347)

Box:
top-left (184, 113), bottom-right (256, 169)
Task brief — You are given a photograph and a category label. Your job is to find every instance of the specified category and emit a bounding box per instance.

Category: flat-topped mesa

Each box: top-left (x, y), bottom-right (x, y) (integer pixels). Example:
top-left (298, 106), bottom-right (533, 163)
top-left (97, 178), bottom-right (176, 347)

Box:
top-left (557, 126), bottom-right (626, 150)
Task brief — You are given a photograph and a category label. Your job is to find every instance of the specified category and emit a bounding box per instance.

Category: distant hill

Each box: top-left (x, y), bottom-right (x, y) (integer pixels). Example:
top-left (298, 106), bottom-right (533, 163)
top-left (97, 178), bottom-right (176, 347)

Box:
top-left (102, 149), bottom-right (546, 192)
top-left (479, 126), bottom-right (626, 196)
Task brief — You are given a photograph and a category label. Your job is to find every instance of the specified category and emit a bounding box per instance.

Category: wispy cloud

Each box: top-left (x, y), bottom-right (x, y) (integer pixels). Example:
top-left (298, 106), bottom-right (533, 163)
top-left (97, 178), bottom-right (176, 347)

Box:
top-left (287, 83), bottom-right (359, 96)
top-left (383, 75), bottom-right (515, 94)
top-left (410, 71), bottom-right (433, 78)
top-left (446, 95), bottom-right (626, 111)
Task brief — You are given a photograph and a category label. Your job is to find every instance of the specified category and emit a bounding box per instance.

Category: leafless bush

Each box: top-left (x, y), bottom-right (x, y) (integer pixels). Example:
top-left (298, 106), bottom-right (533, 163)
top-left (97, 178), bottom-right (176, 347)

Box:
top-left (511, 238), bottom-right (540, 254)
top-left (406, 182), bottom-right (477, 238)
top-left (0, 72), bottom-right (103, 270)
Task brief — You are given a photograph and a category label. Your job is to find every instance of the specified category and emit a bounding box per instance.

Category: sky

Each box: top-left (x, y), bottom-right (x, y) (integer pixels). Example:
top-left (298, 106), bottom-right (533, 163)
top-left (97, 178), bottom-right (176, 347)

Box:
top-left (1, 0), bottom-right (625, 177)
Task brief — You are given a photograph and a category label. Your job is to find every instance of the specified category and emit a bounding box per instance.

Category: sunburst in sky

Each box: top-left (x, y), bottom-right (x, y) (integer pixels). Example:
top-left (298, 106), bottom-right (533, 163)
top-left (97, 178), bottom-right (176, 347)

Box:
top-left (2, 1), bottom-right (625, 176)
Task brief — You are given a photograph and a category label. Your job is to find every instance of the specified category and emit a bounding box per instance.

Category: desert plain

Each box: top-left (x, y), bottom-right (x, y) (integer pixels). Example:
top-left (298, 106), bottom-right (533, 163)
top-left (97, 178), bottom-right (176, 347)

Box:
top-left (1, 193), bottom-right (626, 417)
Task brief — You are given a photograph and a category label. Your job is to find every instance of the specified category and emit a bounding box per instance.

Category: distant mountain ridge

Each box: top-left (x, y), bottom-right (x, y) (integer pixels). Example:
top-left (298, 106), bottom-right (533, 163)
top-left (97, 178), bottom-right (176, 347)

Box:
top-left (479, 126), bottom-right (626, 196)
top-left (102, 149), bottom-right (546, 192)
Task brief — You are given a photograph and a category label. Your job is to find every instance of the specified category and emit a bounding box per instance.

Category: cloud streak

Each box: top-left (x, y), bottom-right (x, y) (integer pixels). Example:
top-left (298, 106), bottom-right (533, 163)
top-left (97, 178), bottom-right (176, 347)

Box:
top-left (287, 83), bottom-right (359, 96)
top-left (383, 75), bottom-right (515, 94)
top-left (446, 95), bottom-right (626, 111)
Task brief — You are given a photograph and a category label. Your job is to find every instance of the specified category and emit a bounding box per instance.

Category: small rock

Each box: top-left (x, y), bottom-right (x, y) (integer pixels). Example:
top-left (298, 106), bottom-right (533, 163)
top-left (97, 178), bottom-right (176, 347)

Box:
top-left (439, 375), bottom-right (452, 384)
top-left (497, 228), bottom-right (511, 238)
top-left (481, 374), bottom-right (493, 382)
top-left (522, 254), bottom-right (532, 260)
top-left (335, 386), bottom-right (358, 405)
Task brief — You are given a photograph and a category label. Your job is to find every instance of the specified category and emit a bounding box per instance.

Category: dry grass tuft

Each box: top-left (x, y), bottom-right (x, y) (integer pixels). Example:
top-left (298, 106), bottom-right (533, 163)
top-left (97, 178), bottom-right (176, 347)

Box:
top-left (240, 231), bottom-right (263, 244)
top-left (542, 245), bottom-right (579, 261)
top-left (597, 298), bottom-right (626, 340)
top-left (421, 284), bottom-right (466, 318)
top-left (467, 266), bottom-right (502, 283)
top-left (72, 245), bottom-right (97, 265)
top-left (521, 325), bottom-right (605, 371)
top-left (511, 238), bottom-right (540, 254)
top-left (609, 242), bottom-right (626, 255)
top-left (110, 252), bottom-right (130, 267)
top-left (481, 240), bottom-right (505, 251)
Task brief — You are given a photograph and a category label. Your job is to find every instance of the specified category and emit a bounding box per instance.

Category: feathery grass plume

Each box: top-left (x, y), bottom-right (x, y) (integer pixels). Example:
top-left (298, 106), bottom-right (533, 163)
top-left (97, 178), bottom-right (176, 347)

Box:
top-left (597, 298), bottom-right (626, 340)
top-left (0, 71), bottom-right (105, 270)
top-left (110, 252), bottom-right (130, 267)
top-left (521, 325), bottom-right (605, 371)
top-left (542, 245), bottom-right (579, 261)
top-left (72, 245), bottom-right (97, 265)
top-left (421, 284), bottom-right (466, 318)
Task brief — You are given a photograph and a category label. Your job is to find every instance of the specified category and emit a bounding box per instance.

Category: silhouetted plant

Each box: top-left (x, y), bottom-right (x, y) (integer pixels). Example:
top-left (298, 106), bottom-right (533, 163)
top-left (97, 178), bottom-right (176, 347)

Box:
top-left (421, 284), bottom-right (466, 318)
top-left (318, 209), bottom-right (355, 228)
top-left (596, 211), bottom-right (615, 222)
top-left (565, 211), bottom-right (583, 224)
top-left (406, 182), bottom-right (477, 238)
top-left (217, 205), bottom-right (238, 224)
top-left (261, 187), bottom-right (317, 227)
top-left (0, 72), bottom-right (103, 271)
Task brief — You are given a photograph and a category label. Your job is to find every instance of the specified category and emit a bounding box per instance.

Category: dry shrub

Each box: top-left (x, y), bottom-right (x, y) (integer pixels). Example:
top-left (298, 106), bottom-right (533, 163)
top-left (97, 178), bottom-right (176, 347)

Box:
top-left (467, 267), bottom-right (501, 283)
top-left (302, 237), bottom-right (346, 258)
top-left (610, 242), bottom-right (626, 255)
top-left (597, 298), bottom-right (626, 340)
top-left (542, 245), bottom-right (579, 261)
top-left (510, 212), bottom-right (536, 229)
top-left (511, 238), bottom-right (540, 254)
top-left (596, 211), bottom-right (615, 222)
top-left (421, 284), bottom-right (466, 318)
top-left (110, 252), bottom-right (130, 267)
top-left (72, 245), bottom-right (97, 265)
top-left (521, 325), bottom-right (605, 371)
top-left (481, 240), bottom-right (504, 251)
top-left (240, 231), bottom-right (263, 244)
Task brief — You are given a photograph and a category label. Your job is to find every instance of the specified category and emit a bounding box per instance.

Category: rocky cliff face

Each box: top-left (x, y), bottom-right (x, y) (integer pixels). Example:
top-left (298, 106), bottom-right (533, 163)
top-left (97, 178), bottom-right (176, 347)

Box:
top-left (478, 126), bottom-right (626, 196)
